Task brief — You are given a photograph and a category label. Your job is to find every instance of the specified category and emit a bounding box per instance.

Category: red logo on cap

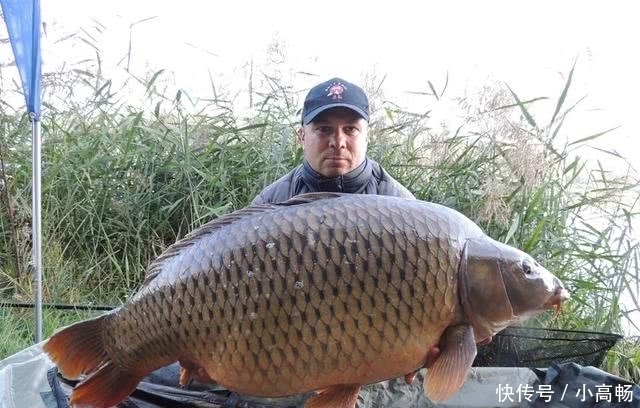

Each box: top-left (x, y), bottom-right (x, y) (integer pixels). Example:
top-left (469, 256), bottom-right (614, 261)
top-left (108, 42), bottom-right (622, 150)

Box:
top-left (326, 82), bottom-right (346, 100)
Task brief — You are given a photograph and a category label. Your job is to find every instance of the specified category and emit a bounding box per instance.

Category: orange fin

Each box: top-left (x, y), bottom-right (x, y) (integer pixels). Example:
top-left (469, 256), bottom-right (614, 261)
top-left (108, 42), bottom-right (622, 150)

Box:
top-left (43, 315), bottom-right (109, 379)
top-left (424, 324), bottom-right (477, 402)
top-left (179, 359), bottom-right (215, 387)
top-left (306, 384), bottom-right (361, 408)
top-left (70, 362), bottom-right (145, 408)
top-left (43, 314), bottom-right (144, 408)
top-left (179, 366), bottom-right (191, 388)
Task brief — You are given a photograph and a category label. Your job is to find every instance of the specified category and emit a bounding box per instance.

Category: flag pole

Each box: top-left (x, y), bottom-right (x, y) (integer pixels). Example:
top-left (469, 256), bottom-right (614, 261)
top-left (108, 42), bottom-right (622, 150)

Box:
top-left (31, 113), bottom-right (43, 342)
top-left (2, 0), bottom-right (44, 343)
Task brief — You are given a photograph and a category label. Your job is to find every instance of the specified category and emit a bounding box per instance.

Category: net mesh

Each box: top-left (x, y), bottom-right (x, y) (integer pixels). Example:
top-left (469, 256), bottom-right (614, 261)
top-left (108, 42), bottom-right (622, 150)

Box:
top-left (473, 326), bottom-right (623, 369)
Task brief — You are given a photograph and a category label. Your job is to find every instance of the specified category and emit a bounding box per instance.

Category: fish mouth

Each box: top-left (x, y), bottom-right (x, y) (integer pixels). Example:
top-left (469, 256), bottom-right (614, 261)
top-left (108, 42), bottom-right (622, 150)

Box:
top-left (543, 287), bottom-right (570, 315)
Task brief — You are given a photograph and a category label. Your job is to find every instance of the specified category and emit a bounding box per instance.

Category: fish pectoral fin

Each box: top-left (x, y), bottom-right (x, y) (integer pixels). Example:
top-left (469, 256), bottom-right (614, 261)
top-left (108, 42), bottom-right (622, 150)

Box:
top-left (178, 366), bottom-right (191, 388)
top-left (305, 384), bottom-right (361, 408)
top-left (178, 359), bottom-right (215, 388)
top-left (424, 324), bottom-right (477, 403)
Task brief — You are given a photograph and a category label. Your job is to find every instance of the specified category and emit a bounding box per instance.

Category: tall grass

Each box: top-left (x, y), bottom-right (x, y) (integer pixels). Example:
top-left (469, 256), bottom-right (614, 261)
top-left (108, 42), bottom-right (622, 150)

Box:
top-left (0, 46), bottom-right (638, 381)
top-left (369, 69), bottom-right (639, 339)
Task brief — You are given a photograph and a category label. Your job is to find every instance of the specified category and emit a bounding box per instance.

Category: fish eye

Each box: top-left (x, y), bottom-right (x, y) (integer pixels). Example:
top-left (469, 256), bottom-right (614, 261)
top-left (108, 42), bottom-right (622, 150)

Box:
top-left (522, 261), bottom-right (533, 275)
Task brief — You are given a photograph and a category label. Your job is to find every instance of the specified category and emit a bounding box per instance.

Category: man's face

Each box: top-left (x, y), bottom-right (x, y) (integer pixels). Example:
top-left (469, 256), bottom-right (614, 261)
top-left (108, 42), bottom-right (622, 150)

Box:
top-left (299, 107), bottom-right (369, 177)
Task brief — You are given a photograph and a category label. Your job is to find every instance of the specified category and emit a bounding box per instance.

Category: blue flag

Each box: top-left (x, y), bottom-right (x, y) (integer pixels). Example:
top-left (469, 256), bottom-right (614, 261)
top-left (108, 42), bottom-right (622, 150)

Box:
top-left (1, 0), bottom-right (41, 119)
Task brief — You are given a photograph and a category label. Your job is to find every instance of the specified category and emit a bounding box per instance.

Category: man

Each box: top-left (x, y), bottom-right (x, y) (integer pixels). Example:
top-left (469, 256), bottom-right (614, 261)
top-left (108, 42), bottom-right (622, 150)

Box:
top-left (251, 77), bottom-right (414, 204)
top-left (248, 77), bottom-right (418, 407)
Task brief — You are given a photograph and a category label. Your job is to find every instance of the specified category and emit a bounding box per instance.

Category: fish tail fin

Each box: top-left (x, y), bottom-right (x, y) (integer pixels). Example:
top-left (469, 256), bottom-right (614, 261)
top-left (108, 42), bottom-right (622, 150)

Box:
top-left (70, 362), bottom-right (145, 408)
top-left (43, 314), bottom-right (145, 408)
top-left (43, 315), bottom-right (109, 379)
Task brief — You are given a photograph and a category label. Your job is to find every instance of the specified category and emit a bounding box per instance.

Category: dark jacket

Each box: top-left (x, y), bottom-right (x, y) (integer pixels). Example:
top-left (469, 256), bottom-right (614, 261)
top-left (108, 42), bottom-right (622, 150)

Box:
top-left (251, 157), bottom-right (415, 205)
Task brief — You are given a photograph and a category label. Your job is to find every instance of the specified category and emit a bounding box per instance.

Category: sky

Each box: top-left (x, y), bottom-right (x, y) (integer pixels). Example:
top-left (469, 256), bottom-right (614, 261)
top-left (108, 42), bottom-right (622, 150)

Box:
top-left (37, 1), bottom-right (637, 112)
top-left (3, 0), bottom-right (639, 333)
top-left (30, 1), bottom-right (638, 160)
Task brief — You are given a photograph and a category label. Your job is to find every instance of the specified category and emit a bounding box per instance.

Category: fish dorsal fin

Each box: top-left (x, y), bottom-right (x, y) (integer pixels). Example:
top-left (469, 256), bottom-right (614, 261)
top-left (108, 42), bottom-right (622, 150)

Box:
top-left (275, 191), bottom-right (348, 205)
top-left (142, 192), bottom-right (345, 285)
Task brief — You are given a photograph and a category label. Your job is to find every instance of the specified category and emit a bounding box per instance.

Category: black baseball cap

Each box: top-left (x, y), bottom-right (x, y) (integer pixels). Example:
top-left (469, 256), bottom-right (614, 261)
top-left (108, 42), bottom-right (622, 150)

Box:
top-left (301, 77), bottom-right (370, 125)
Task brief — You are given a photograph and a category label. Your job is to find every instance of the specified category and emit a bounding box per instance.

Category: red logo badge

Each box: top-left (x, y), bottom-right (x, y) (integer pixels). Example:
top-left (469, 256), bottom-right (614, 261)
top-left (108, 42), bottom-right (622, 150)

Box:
top-left (326, 82), bottom-right (346, 100)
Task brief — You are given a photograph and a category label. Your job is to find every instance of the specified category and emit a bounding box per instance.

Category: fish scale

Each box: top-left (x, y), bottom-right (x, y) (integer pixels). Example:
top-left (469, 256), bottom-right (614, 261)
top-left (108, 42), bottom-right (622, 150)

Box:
top-left (44, 192), bottom-right (569, 408)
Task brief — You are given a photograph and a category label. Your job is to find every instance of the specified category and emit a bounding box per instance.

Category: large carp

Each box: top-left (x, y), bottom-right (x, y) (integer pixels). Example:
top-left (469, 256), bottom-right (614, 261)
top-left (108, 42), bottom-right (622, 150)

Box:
top-left (44, 192), bottom-right (569, 408)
